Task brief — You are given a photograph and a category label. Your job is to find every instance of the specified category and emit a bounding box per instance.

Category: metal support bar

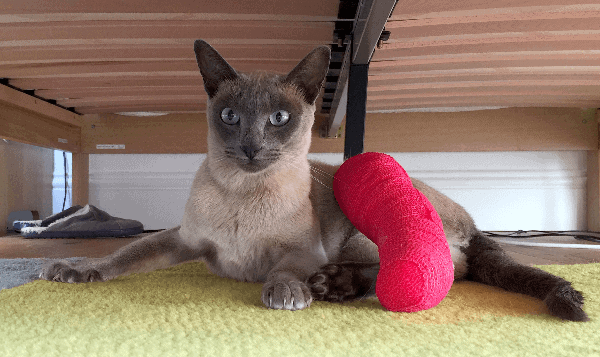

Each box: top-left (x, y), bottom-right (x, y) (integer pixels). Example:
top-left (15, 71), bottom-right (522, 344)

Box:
top-left (344, 63), bottom-right (369, 160)
top-left (326, 44), bottom-right (351, 138)
top-left (352, 0), bottom-right (397, 64)
top-left (324, 0), bottom-right (397, 138)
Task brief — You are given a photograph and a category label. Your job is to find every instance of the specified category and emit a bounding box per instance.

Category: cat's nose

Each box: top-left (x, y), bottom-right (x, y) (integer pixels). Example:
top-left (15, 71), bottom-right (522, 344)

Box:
top-left (240, 145), bottom-right (261, 160)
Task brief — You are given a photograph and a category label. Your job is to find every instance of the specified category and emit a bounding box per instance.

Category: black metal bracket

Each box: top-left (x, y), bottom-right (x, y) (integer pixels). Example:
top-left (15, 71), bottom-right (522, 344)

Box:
top-left (322, 0), bottom-right (397, 148)
top-left (344, 63), bottom-right (369, 160)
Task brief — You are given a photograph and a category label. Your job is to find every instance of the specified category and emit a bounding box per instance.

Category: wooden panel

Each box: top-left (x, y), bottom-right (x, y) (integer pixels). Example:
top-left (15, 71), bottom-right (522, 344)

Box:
top-left (58, 94), bottom-right (205, 108)
top-left (389, 2), bottom-right (600, 18)
top-left (10, 77), bottom-right (203, 91)
top-left (365, 3), bottom-right (600, 112)
top-left (371, 50), bottom-right (600, 69)
top-left (587, 109), bottom-right (600, 231)
top-left (0, 102), bottom-right (80, 152)
top-left (362, 108), bottom-right (597, 152)
top-left (587, 151), bottom-right (600, 231)
top-left (36, 86), bottom-right (204, 99)
top-left (0, 45), bottom-right (322, 65)
top-left (369, 86), bottom-right (600, 98)
top-left (368, 73), bottom-right (600, 86)
top-left (373, 40), bottom-right (600, 58)
top-left (383, 31), bottom-right (600, 51)
top-left (81, 113), bottom-right (209, 154)
top-left (72, 153), bottom-right (89, 206)
top-left (368, 100), bottom-right (600, 111)
top-left (82, 113), bottom-right (345, 154)
top-left (2, 0), bottom-right (597, 115)
top-left (77, 105), bottom-right (204, 115)
top-left (0, 141), bottom-right (7, 236)
top-left (0, 21), bottom-right (333, 43)
top-left (81, 108), bottom-right (597, 154)
top-left (370, 58), bottom-right (600, 74)
top-left (369, 78), bottom-right (600, 89)
top-left (1, 39), bottom-right (327, 51)
top-left (386, 17), bottom-right (600, 36)
top-left (0, 84), bottom-right (81, 127)
top-left (0, 61), bottom-right (296, 78)
top-left (0, 0), bottom-right (339, 19)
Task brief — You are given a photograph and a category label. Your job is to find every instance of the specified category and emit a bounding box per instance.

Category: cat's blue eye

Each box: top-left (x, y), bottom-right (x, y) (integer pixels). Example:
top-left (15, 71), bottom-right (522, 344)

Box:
top-left (269, 110), bottom-right (290, 126)
top-left (220, 108), bottom-right (239, 125)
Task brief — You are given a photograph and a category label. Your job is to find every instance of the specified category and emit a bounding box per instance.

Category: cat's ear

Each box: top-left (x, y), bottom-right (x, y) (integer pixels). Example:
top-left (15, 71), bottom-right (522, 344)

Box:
top-left (194, 40), bottom-right (238, 98)
top-left (284, 46), bottom-right (331, 104)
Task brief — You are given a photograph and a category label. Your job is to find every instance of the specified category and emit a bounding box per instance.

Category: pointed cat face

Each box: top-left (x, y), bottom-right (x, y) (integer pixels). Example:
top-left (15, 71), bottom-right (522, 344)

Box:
top-left (194, 40), bottom-right (330, 174)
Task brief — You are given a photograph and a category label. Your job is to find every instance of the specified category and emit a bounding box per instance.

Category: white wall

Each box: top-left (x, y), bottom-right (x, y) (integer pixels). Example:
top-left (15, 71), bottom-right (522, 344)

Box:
top-left (1, 139), bottom-right (54, 230)
top-left (52, 150), bottom-right (72, 215)
top-left (89, 151), bottom-right (587, 231)
top-left (90, 154), bottom-right (204, 230)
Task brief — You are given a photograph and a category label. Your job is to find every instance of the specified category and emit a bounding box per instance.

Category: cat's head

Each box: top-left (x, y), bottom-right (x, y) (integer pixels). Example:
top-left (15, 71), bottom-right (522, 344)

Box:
top-left (194, 40), bottom-right (330, 174)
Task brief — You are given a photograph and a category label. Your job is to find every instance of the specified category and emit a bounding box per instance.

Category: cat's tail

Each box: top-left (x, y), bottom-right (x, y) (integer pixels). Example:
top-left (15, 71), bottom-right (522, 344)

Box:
top-left (463, 231), bottom-right (589, 322)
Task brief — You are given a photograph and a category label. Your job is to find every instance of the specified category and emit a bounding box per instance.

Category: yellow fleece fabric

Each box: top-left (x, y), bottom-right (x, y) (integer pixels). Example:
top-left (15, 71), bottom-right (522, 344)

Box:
top-left (1, 262), bottom-right (598, 356)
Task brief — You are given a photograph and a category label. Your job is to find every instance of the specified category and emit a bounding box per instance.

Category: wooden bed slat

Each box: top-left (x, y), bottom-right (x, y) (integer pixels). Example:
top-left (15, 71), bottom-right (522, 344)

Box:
top-left (0, 0), bottom-right (339, 17)
top-left (388, 2), bottom-right (600, 18)
top-left (0, 21), bottom-right (333, 43)
top-left (373, 40), bottom-right (600, 59)
top-left (0, 45), bottom-right (322, 65)
top-left (368, 100), bottom-right (600, 111)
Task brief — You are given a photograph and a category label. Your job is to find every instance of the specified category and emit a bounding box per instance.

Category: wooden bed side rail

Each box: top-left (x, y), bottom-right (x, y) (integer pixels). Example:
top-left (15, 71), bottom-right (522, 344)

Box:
top-left (81, 108), bottom-right (596, 154)
top-left (0, 84), bottom-right (82, 153)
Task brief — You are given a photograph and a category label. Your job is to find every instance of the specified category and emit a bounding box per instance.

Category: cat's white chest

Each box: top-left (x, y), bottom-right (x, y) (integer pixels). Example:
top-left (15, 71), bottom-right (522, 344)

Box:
top-left (179, 173), bottom-right (317, 282)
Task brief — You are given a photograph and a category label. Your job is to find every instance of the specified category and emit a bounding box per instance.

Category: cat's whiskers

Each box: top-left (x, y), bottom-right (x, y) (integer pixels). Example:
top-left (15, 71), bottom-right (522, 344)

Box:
top-left (301, 164), bottom-right (335, 191)
top-left (209, 155), bottom-right (229, 164)
top-left (280, 159), bottom-right (332, 191)
top-left (309, 165), bottom-right (333, 179)
top-left (309, 164), bottom-right (352, 191)
top-left (309, 173), bottom-right (333, 191)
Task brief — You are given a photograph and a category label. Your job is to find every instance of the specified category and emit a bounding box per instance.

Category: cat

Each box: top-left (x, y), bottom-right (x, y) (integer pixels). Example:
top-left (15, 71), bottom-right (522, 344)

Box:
top-left (41, 40), bottom-right (588, 321)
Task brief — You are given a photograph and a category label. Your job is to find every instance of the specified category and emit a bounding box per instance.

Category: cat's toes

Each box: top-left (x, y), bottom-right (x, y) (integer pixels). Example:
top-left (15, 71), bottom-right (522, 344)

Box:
top-left (261, 280), bottom-right (312, 311)
top-left (40, 261), bottom-right (103, 283)
top-left (307, 263), bottom-right (370, 303)
top-left (544, 284), bottom-right (590, 322)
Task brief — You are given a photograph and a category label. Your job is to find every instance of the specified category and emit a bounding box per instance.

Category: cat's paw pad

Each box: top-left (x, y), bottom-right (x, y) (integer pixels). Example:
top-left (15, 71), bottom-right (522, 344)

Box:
top-left (544, 284), bottom-right (589, 322)
top-left (261, 280), bottom-right (312, 311)
top-left (40, 261), bottom-right (103, 283)
top-left (307, 263), bottom-right (366, 302)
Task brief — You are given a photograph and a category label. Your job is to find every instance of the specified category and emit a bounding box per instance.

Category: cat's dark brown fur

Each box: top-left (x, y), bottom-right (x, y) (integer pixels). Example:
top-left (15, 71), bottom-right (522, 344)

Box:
top-left (41, 40), bottom-right (588, 321)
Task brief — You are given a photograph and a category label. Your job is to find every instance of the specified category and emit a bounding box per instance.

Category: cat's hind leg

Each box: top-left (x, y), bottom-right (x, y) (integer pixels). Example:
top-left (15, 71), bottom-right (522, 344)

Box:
top-left (40, 226), bottom-right (208, 283)
top-left (307, 232), bottom-right (380, 302)
top-left (463, 232), bottom-right (589, 322)
top-left (308, 261), bottom-right (379, 302)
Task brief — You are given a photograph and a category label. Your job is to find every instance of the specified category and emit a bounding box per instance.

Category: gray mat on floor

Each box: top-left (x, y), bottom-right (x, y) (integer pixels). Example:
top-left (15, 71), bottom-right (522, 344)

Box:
top-left (0, 257), bottom-right (84, 291)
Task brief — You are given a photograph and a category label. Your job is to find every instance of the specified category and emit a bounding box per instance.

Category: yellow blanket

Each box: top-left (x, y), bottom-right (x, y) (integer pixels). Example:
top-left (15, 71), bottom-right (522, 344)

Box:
top-left (1, 262), bottom-right (598, 356)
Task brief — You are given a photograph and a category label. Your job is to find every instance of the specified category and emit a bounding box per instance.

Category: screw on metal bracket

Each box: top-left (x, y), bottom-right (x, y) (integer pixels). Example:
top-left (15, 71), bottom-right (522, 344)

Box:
top-left (377, 29), bottom-right (391, 48)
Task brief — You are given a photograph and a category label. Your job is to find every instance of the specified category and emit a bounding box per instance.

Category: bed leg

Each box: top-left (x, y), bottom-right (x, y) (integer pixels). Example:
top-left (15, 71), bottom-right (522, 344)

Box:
top-left (72, 153), bottom-right (89, 206)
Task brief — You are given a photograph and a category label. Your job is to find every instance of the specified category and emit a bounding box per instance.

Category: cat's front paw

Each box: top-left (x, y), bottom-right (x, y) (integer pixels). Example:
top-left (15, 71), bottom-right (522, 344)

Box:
top-left (307, 262), bottom-right (379, 302)
top-left (40, 261), bottom-right (103, 283)
top-left (261, 280), bottom-right (312, 311)
top-left (544, 284), bottom-right (590, 322)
